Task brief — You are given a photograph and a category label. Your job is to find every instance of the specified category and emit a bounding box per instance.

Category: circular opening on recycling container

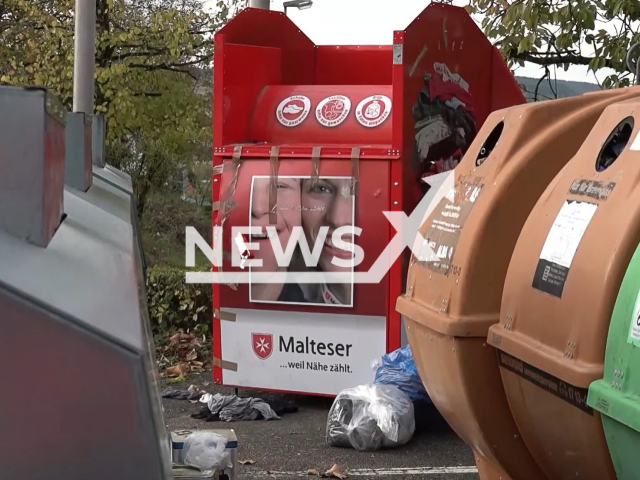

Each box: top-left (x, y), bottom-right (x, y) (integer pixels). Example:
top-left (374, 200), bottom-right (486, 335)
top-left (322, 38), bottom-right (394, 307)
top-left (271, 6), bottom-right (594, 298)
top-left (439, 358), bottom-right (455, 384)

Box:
top-left (476, 121), bottom-right (504, 167)
top-left (595, 117), bottom-right (635, 172)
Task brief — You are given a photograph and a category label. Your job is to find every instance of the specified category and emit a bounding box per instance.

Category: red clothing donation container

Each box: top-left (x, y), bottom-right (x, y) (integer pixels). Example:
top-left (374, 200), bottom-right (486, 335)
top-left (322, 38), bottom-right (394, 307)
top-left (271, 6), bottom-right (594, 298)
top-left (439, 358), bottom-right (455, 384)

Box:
top-left (211, 4), bottom-right (525, 396)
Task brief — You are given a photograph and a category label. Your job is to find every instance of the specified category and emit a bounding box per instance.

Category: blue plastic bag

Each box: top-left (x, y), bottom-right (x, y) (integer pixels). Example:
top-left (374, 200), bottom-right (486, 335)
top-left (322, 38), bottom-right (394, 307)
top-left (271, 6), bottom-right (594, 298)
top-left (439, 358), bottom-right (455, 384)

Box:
top-left (374, 344), bottom-right (430, 403)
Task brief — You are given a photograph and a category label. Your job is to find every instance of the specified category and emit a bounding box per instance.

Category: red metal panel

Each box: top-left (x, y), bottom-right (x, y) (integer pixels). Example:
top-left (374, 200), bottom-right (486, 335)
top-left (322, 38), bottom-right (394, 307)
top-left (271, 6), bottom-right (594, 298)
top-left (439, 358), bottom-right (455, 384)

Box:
top-left (490, 48), bottom-right (528, 111)
top-left (212, 162), bottom-right (223, 384)
top-left (217, 157), bottom-right (390, 317)
top-left (212, 30), bottom-right (224, 380)
top-left (214, 8), bottom-right (316, 85)
top-left (399, 3), bottom-right (526, 214)
top-left (250, 85), bottom-right (393, 145)
top-left (219, 44), bottom-right (281, 146)
top-left (214, 145), bottom-right (397, 159)
top-left (315, 46), bottom-right (393, 85)
top-left (213, 34), bottom-right (225, 150)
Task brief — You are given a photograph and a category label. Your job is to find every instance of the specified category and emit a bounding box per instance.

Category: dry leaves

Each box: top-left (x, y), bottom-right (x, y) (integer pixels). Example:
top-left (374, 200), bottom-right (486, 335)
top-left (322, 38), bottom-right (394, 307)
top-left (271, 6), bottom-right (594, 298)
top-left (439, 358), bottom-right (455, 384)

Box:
top-left (186, 349), bottom-right (198, 362)
top-left (165, 363), bottom-right (189, 378)
top-left (308, 465), bottom-right (347, 479)
top-left (157, 332), bottom-right (211, 377)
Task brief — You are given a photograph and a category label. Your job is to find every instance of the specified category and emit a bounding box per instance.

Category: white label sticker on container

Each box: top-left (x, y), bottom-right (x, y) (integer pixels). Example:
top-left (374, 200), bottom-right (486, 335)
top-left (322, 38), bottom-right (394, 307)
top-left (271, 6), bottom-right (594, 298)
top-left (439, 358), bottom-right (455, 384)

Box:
top-left (532, 200), bottom-right (598, 298)
top-left (628, 288), bottom-right (640, 346)
top-left (539, 200), bottom-right (598, 268)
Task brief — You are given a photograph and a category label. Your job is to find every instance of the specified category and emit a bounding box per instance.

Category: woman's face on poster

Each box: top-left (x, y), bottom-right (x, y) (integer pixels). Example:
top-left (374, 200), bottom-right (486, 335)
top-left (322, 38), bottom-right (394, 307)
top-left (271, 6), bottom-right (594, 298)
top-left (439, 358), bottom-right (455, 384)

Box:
top-left (250, 177), bottom-right (301, 273)
top-left (301, 178), bottom-right (354, 275)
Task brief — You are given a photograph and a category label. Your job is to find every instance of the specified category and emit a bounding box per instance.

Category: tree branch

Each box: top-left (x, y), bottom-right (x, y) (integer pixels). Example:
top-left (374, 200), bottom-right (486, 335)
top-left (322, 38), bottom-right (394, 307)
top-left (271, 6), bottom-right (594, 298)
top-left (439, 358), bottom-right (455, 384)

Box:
top-left (128, 56), bottom-right (209, 79)
top-left (132, 92), bottom-right (163, 97)
top-left (509, 49), bottom-right (615, 69)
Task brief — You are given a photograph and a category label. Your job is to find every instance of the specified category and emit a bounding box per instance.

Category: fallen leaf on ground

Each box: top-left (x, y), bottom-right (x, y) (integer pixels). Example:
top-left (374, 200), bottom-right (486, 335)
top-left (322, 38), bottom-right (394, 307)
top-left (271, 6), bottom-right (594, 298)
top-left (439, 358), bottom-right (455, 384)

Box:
top-left (203, 381), bottom-right (211, 387)
top-left (321, 464), bottom-right (348, 479)
top-left (239, 460), bottom-right (256, 465)
top-left (165, 363), bottom-right (189, 378)
top-left (307, 468), bottom-right (319, 475)
top-left (186, 349), bottom-right (198, 361)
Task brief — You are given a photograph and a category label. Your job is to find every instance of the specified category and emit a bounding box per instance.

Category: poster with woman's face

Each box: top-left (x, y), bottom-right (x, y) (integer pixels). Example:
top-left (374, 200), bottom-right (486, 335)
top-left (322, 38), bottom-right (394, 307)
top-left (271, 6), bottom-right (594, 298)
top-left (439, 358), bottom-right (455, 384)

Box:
top-left (248, 176), bottom-right (355, 308)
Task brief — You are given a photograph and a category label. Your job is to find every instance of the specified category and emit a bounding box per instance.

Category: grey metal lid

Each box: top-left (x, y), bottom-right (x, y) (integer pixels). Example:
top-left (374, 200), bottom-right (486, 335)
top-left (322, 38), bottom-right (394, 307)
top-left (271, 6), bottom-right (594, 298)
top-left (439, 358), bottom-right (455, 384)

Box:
top-left (0, 188), bottom-right (144, 349)
top-left (0, 86), bottom-right (66, 248)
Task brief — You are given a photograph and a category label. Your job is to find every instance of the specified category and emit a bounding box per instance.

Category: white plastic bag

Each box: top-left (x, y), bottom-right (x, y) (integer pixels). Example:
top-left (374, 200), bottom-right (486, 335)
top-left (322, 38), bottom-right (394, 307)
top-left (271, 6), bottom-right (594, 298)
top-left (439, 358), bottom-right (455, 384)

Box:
top-left (326, 384), bottom-right (415, 451)
top-left (182, 431), bottom-right (232, 471)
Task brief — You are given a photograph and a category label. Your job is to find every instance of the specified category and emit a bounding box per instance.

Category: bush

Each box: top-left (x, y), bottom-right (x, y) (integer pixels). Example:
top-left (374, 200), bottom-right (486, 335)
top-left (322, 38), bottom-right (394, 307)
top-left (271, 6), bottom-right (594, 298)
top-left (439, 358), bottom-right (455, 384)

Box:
top-left (141, 192), bottom-right (211, 269)
top-left (147, 265), bottom-right (212, 338)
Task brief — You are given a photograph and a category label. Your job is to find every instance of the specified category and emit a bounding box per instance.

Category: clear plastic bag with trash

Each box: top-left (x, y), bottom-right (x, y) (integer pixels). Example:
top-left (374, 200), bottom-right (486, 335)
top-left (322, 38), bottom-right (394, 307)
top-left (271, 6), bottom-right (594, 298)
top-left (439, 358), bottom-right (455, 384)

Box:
top-left (182, 431), bottom-right (232, 472)
top-left (326, 384), bottom-right (415, 451)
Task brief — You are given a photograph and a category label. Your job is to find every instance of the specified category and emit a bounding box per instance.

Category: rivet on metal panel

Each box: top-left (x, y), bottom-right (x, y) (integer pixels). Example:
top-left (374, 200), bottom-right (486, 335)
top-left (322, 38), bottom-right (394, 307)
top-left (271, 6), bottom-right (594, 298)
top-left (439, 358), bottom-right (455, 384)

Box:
top-left (393, 201), bottom-right (399, 205)
top-left (482, 343), bottom-right (487, 348)
top-left (214, 178), bottom-right (219, 183)
top-left (394, 182), bottom-right (399, 186)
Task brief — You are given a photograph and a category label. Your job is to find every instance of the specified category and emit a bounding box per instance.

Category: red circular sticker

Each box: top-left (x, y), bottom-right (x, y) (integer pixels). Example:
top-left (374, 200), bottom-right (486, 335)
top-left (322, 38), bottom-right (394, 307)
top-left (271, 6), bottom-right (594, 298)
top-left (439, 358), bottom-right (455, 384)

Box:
top-left (276, 95), bottom-right (311, 127)
top-left (356, 95), bottom-right (392, 128)
top-left (316, 95), bottom-right (351, 127)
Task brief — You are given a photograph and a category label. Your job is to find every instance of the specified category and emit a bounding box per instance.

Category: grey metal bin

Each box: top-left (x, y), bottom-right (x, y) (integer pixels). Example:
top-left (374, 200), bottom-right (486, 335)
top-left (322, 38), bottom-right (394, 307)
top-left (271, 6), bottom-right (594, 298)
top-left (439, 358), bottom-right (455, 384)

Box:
top-left (0, 86), bottom-right (171, 479)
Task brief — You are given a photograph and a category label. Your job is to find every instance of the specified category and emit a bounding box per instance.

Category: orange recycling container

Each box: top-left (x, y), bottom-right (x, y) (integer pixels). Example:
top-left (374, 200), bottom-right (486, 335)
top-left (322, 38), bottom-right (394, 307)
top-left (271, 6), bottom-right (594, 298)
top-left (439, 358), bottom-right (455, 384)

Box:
top-left (489, 92), bottom-right (640, 480)
top-left (397, 86), bottom-right (640, 480)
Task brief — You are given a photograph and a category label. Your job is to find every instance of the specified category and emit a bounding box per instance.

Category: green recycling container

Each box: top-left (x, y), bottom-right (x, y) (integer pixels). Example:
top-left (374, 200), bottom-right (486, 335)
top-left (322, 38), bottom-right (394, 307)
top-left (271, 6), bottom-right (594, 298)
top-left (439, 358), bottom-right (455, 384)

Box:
top-left (588, 241), bottom-right (640, 480)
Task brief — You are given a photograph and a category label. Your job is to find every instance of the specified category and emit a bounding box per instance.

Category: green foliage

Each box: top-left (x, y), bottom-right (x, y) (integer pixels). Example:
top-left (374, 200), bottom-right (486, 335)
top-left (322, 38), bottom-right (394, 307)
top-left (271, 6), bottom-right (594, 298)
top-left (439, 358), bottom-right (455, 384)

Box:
top-left (141, 192), bottom-right (212, 268)
top-left (466, 0), bottom-right (640, 88)
top-left (0, 0), bottom-right (239, 211)
top-left (146, 265), bottom-right (212, 338)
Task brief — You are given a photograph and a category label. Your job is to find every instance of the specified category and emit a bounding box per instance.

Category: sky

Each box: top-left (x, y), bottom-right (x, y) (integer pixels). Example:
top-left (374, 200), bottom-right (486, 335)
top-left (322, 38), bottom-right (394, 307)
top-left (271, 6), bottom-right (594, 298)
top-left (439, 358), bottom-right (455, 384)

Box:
top-left (207, 0), bottom-right (621, 85)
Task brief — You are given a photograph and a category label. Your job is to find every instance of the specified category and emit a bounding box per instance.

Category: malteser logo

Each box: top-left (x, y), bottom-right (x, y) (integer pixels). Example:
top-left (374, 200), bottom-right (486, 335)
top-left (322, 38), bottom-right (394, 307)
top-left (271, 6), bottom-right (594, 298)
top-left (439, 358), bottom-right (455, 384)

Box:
top-left (252, 333), bottom-right (273, 360)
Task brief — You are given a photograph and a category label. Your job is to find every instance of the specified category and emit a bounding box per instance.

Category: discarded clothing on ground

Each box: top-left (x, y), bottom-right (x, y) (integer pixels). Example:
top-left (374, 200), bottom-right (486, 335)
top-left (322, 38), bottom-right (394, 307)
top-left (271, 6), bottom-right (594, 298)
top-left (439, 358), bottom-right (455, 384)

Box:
top-left (162, 386), bottom-right (204, 401)
top-left (191, 393), bottom-right (295, 422)
top-left (262, 394), bottom-right (299, 416)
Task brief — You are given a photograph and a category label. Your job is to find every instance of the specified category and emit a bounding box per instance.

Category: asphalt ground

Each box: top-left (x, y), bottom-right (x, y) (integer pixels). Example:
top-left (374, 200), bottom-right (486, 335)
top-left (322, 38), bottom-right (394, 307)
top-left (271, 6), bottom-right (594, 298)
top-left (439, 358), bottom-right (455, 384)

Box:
top-left (162, 373), bottom-right (478, 480)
